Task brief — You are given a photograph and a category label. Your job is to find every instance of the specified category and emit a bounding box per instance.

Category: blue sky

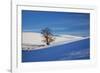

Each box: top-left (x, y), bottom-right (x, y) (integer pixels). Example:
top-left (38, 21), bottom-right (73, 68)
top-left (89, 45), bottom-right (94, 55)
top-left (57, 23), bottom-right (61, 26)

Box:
top-left (22, 10), bottom-right (90, 37)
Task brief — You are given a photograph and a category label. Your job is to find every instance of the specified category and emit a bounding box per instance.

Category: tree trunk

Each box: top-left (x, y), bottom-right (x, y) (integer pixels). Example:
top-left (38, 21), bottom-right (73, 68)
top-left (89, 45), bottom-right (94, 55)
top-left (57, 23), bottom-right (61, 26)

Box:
top-left (46, 37), bottom-right (50, 45)
top-left (46, 42), bottom-right (50, 45)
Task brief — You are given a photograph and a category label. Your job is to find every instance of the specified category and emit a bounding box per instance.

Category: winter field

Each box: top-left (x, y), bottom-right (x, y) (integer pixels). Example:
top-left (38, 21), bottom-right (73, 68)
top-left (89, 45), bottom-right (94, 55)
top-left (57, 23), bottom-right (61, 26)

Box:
top-left (22, 32), bottom-right (90, 62)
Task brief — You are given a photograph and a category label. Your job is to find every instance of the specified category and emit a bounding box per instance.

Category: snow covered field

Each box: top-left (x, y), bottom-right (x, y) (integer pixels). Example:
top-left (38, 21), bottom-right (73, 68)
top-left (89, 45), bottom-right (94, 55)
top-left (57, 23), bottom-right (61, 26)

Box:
top-left (22, 32), bottom-right (90, 62)
top-left (22, 38), bottom-right (90, 62)
top-left (22, 32), bottom-right (85, 50)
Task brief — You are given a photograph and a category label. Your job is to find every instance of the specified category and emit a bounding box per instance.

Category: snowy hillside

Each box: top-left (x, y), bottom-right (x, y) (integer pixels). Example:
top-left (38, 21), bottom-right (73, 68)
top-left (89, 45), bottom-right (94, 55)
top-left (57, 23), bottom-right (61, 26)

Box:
top-left (22, 38), bottom-right (90, 62)
top-left (22, 32), bottom-right (85, 50)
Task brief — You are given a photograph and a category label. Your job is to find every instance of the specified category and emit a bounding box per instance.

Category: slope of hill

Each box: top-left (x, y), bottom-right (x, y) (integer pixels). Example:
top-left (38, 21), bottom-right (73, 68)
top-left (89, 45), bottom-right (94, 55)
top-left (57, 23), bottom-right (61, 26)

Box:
top-left (22, 38), bottom-right (90, 62)
top-left (22, 32), bottom-right (85, 50)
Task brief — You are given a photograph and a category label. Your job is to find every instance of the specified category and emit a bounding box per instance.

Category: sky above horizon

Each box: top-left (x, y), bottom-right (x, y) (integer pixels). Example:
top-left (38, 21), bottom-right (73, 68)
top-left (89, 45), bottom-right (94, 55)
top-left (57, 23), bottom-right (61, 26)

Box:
top-left (22, 10), bottom-right (90, 37)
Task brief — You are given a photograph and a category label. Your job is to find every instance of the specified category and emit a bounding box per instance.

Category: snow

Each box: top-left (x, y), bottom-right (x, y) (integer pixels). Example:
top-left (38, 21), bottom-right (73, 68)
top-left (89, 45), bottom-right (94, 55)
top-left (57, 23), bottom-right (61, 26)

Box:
top-left (22, 32), bottom-right (43, 45)
top-left (22, 32), bottom-right (86, 50)
top-left (22, 38), bottom-right (90, 62)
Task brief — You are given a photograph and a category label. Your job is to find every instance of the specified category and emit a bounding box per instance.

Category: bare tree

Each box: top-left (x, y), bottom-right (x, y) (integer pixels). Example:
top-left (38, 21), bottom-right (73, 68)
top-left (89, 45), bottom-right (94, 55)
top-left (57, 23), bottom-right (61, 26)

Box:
top-left (41, 27), bottom-right (55, 45)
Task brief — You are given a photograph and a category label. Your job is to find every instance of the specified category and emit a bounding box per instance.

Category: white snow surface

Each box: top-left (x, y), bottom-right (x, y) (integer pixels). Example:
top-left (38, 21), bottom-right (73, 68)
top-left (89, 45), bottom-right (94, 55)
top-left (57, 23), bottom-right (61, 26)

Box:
top-left (22, 32), bottom-right (85, 50)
